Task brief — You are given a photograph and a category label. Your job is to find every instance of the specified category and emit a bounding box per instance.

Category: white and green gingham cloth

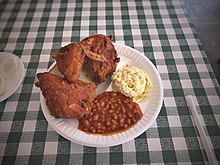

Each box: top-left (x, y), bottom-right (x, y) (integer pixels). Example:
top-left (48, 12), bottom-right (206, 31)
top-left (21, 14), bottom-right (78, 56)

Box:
top-left (0, 0), bottom-right (219, 164)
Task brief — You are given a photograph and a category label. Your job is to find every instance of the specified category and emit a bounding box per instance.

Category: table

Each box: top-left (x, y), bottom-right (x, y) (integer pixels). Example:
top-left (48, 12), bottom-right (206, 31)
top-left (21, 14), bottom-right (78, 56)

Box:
top-left (0, 0), bottom-right (219, 164)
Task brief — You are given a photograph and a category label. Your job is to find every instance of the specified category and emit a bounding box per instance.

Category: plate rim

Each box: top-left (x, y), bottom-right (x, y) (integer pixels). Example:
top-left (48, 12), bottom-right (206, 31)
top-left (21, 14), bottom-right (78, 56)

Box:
top-left (40, 43), bottom-right (164, 147)
top-left (0, 52), bottom-right (25, 102)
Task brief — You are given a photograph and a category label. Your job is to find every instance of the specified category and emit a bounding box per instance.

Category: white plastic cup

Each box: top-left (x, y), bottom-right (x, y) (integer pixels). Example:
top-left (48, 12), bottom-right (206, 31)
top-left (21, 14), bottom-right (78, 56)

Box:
top-left (0, 74), bottom-right (5, 96)
top-left (0, 56), bottom-right (19, 77)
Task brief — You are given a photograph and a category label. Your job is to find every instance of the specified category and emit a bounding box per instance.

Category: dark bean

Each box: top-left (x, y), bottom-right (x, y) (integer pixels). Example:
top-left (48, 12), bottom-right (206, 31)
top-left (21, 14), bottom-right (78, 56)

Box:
top-left (133, 104), bottom-right (139, 110)
top-left (110, 104), bottom-right (115, 109)
top-left (127, 119), bottom-right (131, 124)
top-left (93, 114), bottom-right (99, 121)
top-left (106, 104), bottom-right (109, 109)
top-left (100, 114), bottom-right (105, 120)
top-left (100, 110), bottom-right (105, 115)
top-left (128, 104), bottom-right (132, 109)
top-left (95, 123), bottom-right (101, 129)
top-left (83, 120), bottom-right (89, 127)
top-left (111, 124), bottom-right (116, 130)
top-left (121, 107), bottom-right (126, 113)
top-left (110, 92), bottom-right (117, 97)
top-left (131, 118), bottom-right (136, 123)
top-left (112, 113), bottom-right (117, 120)
top-left (91, 129), bottom-right (96, 134)
top-left (106, 121), bottom-right (111, 126)
top-left (128, 113), bottom-right (132, 118)
top-left (108, 109), bottom-right (113, 113)
top-left (89, 126), bottom-right (95, 131)
top-left (120, 118), bottom-right (125, 124)
top-left (101, 101), bottom-right (105, 107)
top-left (111, 119), bottom-right (117, 125)
top-left (97, 107), bottom-right (102, 111)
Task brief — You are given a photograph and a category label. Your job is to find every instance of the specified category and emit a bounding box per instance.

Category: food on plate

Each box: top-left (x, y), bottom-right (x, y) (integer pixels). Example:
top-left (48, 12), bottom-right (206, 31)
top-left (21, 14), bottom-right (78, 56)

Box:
top-left (37, 34), bottom-right (120, 119)
top-left (51, 42), bottom-right (85, 82)
top-left (111, 65), bottom-right (151, 102)
top-left (80, 34), bottom-right (120, 83)
top-left (35, 72), bottom-right (96, 118)
top-left (36, 34), bottom-right (148, 136)
top-left (0, 75), bottom-right (5, 96)
top-left (78, 91), bottom-right (143, 135)
top-left (52, 34), bottom-right (120, 84)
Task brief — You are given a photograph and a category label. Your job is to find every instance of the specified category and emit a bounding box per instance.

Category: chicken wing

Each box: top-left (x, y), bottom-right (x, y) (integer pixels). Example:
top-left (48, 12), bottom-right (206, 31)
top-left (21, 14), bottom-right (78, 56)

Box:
top-left (35, 72), bottom-right (96, 118)
top-left (51, 42), bottom-right (85, 82)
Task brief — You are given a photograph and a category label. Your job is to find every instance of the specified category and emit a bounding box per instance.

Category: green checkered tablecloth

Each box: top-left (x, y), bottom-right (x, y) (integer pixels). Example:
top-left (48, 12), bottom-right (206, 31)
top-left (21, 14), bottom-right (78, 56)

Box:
top-left (0, 0), bottom-right (220, 164)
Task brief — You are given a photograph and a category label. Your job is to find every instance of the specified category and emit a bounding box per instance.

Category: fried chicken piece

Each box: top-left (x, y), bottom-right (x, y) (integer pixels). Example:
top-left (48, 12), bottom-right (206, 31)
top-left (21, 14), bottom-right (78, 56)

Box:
top-left (80, 34), bottom-right (120, 83)
top-left (59, 41), bottom-right (109, 64)
top-left (35, 72), bottom-right (96, 118)
top-left (51, 42), bottom-right (85, 82)
top-left (51, 34), bottom-right (119, 83)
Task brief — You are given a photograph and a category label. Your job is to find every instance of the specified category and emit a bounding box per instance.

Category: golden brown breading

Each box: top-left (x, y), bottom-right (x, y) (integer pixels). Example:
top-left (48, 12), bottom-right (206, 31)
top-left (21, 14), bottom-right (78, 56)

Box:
top-left (35, 72), bottom-right (96, 118)
top-left (51, 42), bottom-right (85, 82)
top-left (80, 34), bottom-right (120, 83)
top-left (51, 34), bottom-right (120, 84)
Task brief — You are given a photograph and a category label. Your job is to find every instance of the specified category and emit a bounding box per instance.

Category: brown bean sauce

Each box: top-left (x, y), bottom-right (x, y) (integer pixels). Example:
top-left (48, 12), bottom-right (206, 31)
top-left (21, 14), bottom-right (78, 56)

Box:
top-left (78, 91), bottom-right (143, 135)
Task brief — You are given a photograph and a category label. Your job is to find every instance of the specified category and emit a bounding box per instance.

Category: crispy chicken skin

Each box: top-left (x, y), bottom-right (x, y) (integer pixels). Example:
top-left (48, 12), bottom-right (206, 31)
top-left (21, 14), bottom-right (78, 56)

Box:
top-left (51, 34), bottom-right (120, 84)
top-left (35, 72), bottom-right (96, 118)
top-left (80, 34), bottom-right (120, 83)
top-left (51, 42), bottom-right (85, 82)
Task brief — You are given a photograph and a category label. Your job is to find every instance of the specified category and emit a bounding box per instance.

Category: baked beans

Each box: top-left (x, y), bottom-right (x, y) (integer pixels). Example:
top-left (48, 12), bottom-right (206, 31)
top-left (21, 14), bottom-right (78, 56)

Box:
top-left (78, 91), bottom-right (143, 135)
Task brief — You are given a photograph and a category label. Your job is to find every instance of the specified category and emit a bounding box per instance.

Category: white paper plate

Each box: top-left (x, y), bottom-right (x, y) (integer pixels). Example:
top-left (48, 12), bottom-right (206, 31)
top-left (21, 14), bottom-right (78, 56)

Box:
top-left (0, 52), bottom-right (25, 102)
top-left (40, 44), bottom-right (163, 147)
